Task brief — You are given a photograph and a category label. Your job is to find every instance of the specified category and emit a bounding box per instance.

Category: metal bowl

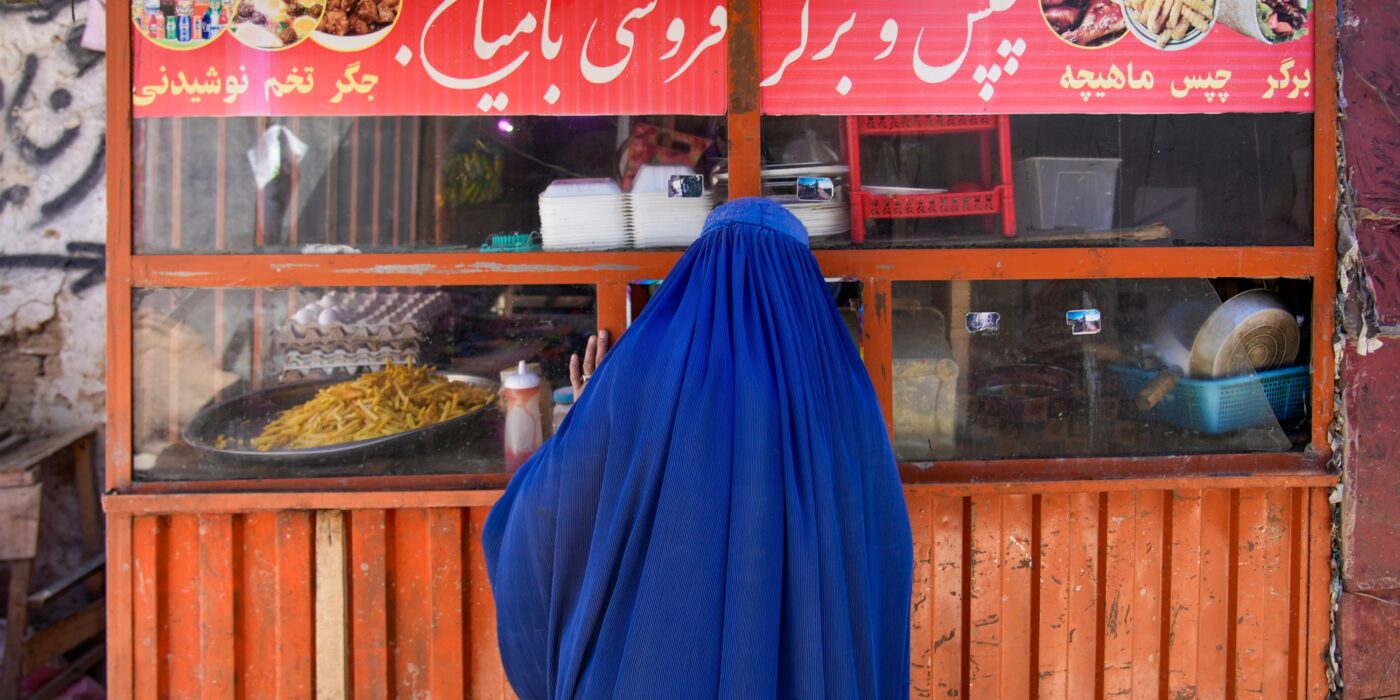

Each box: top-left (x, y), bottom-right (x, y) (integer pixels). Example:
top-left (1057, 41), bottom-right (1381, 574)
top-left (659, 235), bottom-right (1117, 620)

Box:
top-left (1188, 290), bottom-right (1300, 378)
top-left (182, 373), bottom-right (500, 465)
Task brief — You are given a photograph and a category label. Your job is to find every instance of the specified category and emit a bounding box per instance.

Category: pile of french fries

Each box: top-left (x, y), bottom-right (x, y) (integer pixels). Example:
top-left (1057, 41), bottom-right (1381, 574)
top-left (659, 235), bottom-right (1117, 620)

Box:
top-left (1125, 0), bottom-right (1215, 45)
top-left (253, 360), bottom-right (496, 451)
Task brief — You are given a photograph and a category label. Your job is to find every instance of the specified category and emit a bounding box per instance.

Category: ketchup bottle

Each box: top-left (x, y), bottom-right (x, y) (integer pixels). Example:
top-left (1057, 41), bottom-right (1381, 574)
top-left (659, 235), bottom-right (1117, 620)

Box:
top-left (502, 361), bottom-right (542, 472)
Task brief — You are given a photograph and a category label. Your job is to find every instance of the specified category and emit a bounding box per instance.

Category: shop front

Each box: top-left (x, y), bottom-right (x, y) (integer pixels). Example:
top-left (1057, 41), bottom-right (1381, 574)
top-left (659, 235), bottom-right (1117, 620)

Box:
top-left (105, 0), bottom-right (1336, 696)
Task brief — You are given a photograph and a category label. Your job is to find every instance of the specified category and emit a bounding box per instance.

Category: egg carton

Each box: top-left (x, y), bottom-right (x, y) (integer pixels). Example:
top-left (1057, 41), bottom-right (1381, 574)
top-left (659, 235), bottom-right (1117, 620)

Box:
top-left (279, 346), bottom-right (426, 381)
top-left (277, 290), bottom-right (452, 353)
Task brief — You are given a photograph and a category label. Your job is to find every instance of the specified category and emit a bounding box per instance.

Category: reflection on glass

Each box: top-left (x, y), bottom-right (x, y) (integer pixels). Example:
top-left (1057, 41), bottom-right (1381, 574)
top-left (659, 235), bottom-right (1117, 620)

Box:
top-left (133, 285), bottom-right (595, 480)
top-left (134, 116), bottom-right (728, 253)
top-left (628, 278), bottom-right (865, 349)
top-left (892, 279), bottom-right (1311, 461)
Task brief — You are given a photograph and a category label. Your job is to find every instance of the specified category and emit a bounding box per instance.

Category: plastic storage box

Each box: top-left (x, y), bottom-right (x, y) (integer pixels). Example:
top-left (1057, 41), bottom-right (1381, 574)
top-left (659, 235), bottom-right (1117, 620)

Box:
top-left (1014, 157), bottom-right (1121, 231)
top-left (1111, 364), bottom-right (1309, 434)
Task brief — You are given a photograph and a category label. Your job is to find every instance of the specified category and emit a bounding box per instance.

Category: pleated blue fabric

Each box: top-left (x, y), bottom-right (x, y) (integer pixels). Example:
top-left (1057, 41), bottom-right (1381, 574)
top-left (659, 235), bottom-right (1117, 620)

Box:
top-left (482, 197), bottom-right (913, 699)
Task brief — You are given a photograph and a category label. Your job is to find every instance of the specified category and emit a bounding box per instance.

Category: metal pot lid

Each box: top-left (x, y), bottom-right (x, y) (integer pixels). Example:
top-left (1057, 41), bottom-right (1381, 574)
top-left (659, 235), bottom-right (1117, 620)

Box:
top-left (1188, 289), bottom-right (1300, 378)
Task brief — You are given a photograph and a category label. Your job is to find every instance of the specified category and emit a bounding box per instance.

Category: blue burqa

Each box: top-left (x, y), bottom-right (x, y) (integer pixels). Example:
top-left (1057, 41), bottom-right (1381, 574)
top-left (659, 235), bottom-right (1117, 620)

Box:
top-left (482, 198), bottom-right (913, 699)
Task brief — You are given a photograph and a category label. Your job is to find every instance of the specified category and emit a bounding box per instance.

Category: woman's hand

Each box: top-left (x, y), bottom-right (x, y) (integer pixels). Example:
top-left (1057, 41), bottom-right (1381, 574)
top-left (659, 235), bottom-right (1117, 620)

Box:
top-left (569, 330), bottom-right (609, 397)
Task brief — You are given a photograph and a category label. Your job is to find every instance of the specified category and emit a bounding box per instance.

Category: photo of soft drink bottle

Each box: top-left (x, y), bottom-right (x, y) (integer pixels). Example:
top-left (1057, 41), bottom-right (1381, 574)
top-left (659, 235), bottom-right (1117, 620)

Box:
top-left (165, 14), bottom-right (176, 39)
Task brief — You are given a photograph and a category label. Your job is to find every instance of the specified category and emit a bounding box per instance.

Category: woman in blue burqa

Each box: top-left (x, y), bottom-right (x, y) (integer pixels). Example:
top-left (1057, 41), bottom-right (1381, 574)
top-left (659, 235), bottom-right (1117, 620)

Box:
top-left (482, 198), bottom-right (913, 699)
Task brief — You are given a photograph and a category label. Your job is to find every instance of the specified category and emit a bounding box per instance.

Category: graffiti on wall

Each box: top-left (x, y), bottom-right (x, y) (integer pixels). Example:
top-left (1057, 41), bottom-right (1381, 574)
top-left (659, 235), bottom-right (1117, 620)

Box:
top-left (0, 0), bottom-right (105, 229)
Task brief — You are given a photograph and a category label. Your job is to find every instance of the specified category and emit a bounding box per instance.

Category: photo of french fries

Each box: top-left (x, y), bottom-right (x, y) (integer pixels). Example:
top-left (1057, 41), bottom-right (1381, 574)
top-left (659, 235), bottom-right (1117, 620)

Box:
top-left (1124, 0), bottom-right (1217, 48)
top-left (251, 360), bottom-right (496, 451)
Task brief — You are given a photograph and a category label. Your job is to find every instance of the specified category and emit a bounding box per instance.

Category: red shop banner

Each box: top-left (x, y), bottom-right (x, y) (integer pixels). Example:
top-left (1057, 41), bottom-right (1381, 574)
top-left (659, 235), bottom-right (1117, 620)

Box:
top-left (759, 0), bottom-right (1315, 114)
top-left (130, 0), bottom-right (729, 117)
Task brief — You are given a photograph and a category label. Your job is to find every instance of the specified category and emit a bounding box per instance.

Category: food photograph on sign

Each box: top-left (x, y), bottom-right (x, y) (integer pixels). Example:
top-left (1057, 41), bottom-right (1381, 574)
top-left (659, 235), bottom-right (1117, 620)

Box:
top-left (227, 0), bottom-right (325, 50)
top-left (312, 0), bottom-right (401, 51)
top-left (1041, 0), bottom-right (1128, 48)
top-left (132, 0), bottom-right (231, 49)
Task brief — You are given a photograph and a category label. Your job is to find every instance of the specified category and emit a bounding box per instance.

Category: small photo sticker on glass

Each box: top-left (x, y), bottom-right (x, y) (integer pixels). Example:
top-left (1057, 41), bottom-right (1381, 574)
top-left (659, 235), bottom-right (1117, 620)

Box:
top-left (668, 174), bottom-right (704, 198)
top-left (1067, 309), bottom-right (1102, 335)
top-left (796, 176), bottom-right (835, 201)
top-left (966, 312), bottom-right (1000, 334)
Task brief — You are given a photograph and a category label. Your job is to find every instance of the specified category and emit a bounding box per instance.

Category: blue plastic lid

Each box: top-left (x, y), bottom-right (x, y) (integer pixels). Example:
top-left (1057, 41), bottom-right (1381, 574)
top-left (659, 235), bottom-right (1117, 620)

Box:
top-left (553, 387), bottom-right (574, 405)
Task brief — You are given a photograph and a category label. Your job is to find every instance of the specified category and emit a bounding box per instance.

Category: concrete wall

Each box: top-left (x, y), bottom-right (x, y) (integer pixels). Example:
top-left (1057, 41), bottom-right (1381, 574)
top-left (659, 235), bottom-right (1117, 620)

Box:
top-left (0, 0), bottom-right (107, 435)
top-left (1337, 0), bottom-right (1400, 698)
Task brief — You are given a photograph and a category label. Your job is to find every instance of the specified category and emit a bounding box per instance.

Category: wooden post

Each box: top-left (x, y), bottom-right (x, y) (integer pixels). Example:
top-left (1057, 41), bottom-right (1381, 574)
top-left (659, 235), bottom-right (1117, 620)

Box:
top-left (314, 510), bottom-right (348, 699)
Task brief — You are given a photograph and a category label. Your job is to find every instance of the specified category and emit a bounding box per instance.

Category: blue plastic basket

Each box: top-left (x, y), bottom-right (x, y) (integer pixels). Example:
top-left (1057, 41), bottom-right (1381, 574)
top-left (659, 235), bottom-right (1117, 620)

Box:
top-left (1111, 365), bottom-right (1309, 434)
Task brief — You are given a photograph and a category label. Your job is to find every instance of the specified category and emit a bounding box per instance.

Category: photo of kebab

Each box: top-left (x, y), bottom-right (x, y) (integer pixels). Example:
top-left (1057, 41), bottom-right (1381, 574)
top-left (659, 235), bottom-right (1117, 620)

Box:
top-left (318, 0), bottom-right (399, 37)
top-left (1042, 0), bottom-right (1128, 48)
top-left (1216, 0), bottom-right (1309, 42)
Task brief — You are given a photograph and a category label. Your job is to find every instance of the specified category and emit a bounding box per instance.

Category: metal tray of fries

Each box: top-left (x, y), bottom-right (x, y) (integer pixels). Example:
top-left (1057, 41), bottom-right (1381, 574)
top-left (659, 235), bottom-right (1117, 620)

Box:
top-left (183, 373), bottom-right (500, 465)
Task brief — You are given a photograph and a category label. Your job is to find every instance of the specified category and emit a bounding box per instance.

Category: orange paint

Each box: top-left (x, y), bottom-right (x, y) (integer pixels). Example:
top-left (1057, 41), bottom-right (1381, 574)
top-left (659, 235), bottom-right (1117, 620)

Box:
top-left (349, 510), bottom-right (391, 699)
top-left (931, 496), bottom-right (964, 698)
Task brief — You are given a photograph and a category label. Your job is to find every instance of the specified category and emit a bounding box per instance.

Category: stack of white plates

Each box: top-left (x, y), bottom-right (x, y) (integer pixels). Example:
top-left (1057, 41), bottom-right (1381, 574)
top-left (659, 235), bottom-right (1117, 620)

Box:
top-left (628, 192), bottom-right (715, 248)
top-left (768, 194), bottom-right (850, 238)
top-left (626, 164), bottom-right (714, 248)
top-left (539, 179), bottom-right (630, 251)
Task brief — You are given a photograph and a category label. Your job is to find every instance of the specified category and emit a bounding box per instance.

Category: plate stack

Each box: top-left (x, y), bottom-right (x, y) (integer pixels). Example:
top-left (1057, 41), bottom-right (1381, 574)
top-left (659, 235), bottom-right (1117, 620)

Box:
top-left (539, 179), bottom-right (630, 251)
top-left (628, 165), bottom-right (714, 248)
top-left (767, 194), bottom-right (849, 239)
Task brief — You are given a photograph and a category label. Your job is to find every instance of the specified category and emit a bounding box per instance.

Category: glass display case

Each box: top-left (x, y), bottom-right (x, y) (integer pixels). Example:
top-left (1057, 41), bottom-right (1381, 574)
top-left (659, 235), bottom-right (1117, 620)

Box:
top-left (103, 1), bottom-right (1341, 696)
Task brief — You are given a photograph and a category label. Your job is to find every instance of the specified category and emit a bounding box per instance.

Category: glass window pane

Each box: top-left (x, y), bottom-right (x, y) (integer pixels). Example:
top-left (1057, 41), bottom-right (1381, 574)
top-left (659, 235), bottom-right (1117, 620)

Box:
top-left (757, 114), bottom-right (1312, 249)
top-left (134, 115), bottom-right (728, 253)
top-left (628, 278), bottom-right (865, 350)
top-left (132, 285), bottom-right (595, 480)
top-left (891, 278), bottom-right (1312, 461)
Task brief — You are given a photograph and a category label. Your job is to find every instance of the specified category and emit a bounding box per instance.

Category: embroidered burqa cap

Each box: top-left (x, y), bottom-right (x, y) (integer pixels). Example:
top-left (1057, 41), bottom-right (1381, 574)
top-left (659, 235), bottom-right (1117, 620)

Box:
top-left (483, 197), bottom-right (913, 699)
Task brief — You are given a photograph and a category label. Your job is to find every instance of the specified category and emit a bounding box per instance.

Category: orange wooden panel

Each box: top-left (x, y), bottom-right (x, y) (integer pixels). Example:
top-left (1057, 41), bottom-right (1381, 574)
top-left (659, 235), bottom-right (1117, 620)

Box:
top-left (1132, 491), bottom-right (1167, 700)
top-left (393, 509), bottom-right (433, 698)
top-left (1310, 0), bottom-right (1339, 454)
top-left (427, 509), bottom-right (466, 697)
top-left (1037, 493), bottom-right (1070, 700)
top-left (104, 0), bottom-right (134, 492)
top-left (1065, 492), bottom-right (1099, 700)
top-left (348, 510), bottom-right (391, 700)
top-left (999, 495), bottom-right (1034, 700)
top-left (863, 279), bottom-right (894, 433)
top-left (466, 507), bottom-right (512, 699)
top-left (1262, 488), bottom-right (1294, 700)
top-left (1168, 489), bottom-right (1204, 700)
top-left (132, 516), bottom-right (161, 699)
top-left (1289, 489), bottom-right (1309, 700)
top-left (112, 514), bottom-right (139, 700)
top-left (1305, 489), bottom-right (1331, 700)
top-left (597, 281), bottom-right (629, 339)
top-left (968, 496), bottom-right (1002, 698)
top-left (1101, 491), bottom-right (1135, 698)
top-left (1235, 488), bottom-right (1269, 700)
top-left (930, 496), bottom-right (964, 698)
top-left (1197, 490), bottom-right (1232, 700)
top-left (198, 514), bottom-right (236, 699)
top-left (905, 490), bottom-right (934, 699)
top-left (105, 487), bottom-right (1332, 700)
top-left (237, 512), bottom-right (279, 696)
top-left (274, 512), bottom-right (315, 698)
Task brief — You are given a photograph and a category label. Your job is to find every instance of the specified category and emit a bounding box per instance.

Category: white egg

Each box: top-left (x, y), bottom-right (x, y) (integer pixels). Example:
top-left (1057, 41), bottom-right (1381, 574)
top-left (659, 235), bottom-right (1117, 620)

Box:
top-left (318, 307), bottom-right (343, 326)
top-left (293, 306), bottom-right (319, 325)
